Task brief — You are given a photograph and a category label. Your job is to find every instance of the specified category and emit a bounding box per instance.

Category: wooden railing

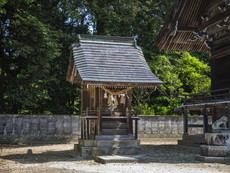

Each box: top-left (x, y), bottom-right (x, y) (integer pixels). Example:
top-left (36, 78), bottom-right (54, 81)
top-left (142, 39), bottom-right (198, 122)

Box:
top-left (81, 108), bottom-right (99, 139)
top-left (80, 107), bottom-right (139, 140)
top-left (181, 88), bottom-right (230, 134)
top-left (182, 88), bottom-right (230, 106)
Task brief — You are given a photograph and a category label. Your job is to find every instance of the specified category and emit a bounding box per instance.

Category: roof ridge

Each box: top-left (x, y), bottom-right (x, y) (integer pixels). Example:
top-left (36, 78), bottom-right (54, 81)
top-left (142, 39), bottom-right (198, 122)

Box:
top-left (77, 34), bottom-right (135, 44)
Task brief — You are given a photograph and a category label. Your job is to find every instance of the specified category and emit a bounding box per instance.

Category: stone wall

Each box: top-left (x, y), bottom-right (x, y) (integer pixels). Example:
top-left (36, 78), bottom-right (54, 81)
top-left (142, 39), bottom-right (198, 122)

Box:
top-left (0, 114), bottom-right (80, 144)
top-left (0, 114), bottom-right (211, 144)
top-left (138, 116), bottom-right (211, 138)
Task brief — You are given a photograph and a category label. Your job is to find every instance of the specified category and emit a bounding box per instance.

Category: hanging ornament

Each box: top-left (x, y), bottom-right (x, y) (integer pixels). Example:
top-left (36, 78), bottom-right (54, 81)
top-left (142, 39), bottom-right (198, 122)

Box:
top-left (104, 91), bottom-right (108, 99)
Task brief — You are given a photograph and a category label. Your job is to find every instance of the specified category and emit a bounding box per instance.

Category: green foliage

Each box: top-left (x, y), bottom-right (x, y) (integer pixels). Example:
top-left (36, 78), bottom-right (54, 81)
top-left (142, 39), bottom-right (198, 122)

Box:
top-left (134, 103), bottom-right (155, 115)
top-left (0, 0), bottom-right (81, 114)
top-left (146, 51), bottom-right (210, 115)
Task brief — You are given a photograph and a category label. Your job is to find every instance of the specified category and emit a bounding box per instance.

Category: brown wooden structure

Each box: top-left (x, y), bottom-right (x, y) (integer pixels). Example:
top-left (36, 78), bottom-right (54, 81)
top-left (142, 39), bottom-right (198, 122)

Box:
top-left (67, 34), bottom-right (162, 140)
top-left (155, 0), bottom-right (230, 134)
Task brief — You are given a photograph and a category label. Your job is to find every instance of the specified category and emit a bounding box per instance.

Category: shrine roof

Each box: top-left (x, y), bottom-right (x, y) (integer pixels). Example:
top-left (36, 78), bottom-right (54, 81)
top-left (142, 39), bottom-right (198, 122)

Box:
top-left (67, 34), bottom-right (162, 87)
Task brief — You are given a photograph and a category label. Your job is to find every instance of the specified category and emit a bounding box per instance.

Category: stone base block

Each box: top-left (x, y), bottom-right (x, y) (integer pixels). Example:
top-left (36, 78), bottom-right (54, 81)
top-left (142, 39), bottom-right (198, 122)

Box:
top-left (95, 155), bottom-right (155, 164)
top-left (91, 146), bottom-right (142, 158)
top-left (205, 133), bottom-right (230, 146)
top-left (78, 139), bottom-right (95, 146)
top-left (74, 144), bottom-right (93, 159)
top-left (200, 145), bottom-right (230, 157)
top-left (195, 155), bottom-right (230, 163)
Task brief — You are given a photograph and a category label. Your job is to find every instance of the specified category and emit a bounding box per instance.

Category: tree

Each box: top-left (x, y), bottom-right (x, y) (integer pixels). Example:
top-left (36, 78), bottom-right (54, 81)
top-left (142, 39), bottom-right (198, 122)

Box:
top-left (0, 0), bottom-right (81, 114)
top-left (146, 51), bottom-right (210, 115)
top-left (0, 0), bottom-right (59, 113)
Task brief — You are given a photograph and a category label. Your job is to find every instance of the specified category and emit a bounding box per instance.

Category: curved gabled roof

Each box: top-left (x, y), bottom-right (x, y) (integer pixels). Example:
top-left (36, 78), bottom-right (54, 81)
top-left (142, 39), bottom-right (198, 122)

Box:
top-left (155, 0), bottom-right (211, 52)
top-left (67, 34), bottom-right (162, 87)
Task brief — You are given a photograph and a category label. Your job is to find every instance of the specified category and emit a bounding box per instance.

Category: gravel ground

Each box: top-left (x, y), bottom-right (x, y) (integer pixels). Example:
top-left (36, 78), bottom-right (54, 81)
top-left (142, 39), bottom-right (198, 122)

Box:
top-left (0, 138), bottom-right (230, 173)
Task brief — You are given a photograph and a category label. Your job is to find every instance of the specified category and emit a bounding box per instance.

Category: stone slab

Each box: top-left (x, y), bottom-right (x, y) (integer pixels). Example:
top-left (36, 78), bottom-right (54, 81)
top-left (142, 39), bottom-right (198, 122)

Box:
top-left (205, 133), bottom-right (230, 146)
top-left (195, 155), bottom-right (230, 163)
top-left (200, 145), bottom-right (230, 157)
top-left (95, 155), bottom-right (156, 164)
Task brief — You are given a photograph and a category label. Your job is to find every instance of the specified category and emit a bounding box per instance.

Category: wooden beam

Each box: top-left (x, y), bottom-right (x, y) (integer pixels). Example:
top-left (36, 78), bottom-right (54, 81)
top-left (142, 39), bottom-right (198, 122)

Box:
top-left (200, 9), bottom-right (230, 29)
top-left (202, 0), bottom-right (223, 17)
top-left (212, 35), bottom-right (230, 51)
top-left (177, 27), bottom-right (198, 32)
top-left (212, 44), bottom-right (230, 59)
top-left (83, 81), bottom-right (161, 88)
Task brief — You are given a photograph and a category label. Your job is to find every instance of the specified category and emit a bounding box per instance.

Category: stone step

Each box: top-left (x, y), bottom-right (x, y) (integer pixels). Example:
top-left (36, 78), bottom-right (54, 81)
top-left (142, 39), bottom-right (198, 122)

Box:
top-left (200, 145), bottom-right (230, 157)
top-left (74, 144), bottom-right (93, 158)
top-left (195, 155), bottom-right (230, 163)
top-left (101, 129), bottom-right (128, 135)
top-left (95, 135), bottom-right (135, 140)
top-left (182, 134), bottom-right (205, 143)
top-left (95, 155), bottom-right (155, 164)
top-left (102, 122), bottom-right (128, 129)
top-left (177, 140), bottom-right (203, 148)
top-left (91, 146), bottom-right (142, 157)
top-left (95, 140), bottom-right (139, 148)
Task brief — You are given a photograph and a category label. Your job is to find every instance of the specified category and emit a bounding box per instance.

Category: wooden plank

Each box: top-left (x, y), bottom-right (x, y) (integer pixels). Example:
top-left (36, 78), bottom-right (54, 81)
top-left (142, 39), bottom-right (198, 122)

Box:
top-left (177, 27), bottom-right (198, 32)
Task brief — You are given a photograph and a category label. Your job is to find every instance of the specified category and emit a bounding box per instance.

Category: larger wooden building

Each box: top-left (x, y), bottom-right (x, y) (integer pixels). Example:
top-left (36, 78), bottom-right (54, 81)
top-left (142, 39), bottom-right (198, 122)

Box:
top-left (155, 0), bottom-right (230, 136)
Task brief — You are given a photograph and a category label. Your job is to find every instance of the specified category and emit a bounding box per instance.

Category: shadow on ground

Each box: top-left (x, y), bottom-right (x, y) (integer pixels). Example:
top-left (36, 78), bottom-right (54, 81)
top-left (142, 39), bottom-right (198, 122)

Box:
top-left (0, 149), bottom-right (83, 164)
top-left (1, 144), bottom-right (225, 165)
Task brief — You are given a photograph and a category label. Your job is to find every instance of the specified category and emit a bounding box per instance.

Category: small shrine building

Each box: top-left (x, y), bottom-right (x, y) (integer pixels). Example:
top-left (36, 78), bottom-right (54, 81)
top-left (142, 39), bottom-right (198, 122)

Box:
top-left (66, 34), bottom-right (162, 158)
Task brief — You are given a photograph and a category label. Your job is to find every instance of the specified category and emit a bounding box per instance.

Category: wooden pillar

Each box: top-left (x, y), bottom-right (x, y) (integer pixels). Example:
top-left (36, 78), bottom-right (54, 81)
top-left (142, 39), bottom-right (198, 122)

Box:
top-left (86, 118), bottom-right (89, 139)
top-left (127, 90), bottom-right (133, 134)
top-left (81, 118), bottom-right (83, 139)
top-left (211, 57), bottom-right (216, 90)
top-left (126, 109), bottom-right (132, 134)
top-left (98, 88), bottom-right (102, 135)
top-left (81, 84), bottom-right (84, 114)
top-left (183, 108), bottom-right (188, 135)
top-left (80, 85), bottom-right (84, 139)
top-left (203, 107), bottom-right (208, 133)
top-left (227, 103), bottom-right (230, 129)
top-left (135, 119), bottom-right (138, 139)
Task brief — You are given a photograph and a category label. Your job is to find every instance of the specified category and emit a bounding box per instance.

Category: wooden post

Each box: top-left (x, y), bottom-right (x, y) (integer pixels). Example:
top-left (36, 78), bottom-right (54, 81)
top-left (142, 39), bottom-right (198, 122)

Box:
top-left (80, 85), bottom-right (84, 139)
top-left (135, 119), bottom-right (138, 139)
top-left (86, 118), bottom-right (89, 139)
top-left (203, 107), bottom-right (208, 133)
top-left (126, 108), bottom-right (132, 134)
top-left (84, 107), bottom-right (88, 139)
top-left (80, 117), bottom-right (84, 139)
top-left (183, 108), bottom-right (188, 135)
top-left (227, 103), bottom-right (230, 129)
top-left (98, 88), bottom-right (102, 135)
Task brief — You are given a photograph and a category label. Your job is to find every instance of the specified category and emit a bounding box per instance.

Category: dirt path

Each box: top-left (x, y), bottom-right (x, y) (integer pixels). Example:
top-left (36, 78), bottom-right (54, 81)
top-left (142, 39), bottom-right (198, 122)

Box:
top-left (0, 138), bottom-right (230, 173)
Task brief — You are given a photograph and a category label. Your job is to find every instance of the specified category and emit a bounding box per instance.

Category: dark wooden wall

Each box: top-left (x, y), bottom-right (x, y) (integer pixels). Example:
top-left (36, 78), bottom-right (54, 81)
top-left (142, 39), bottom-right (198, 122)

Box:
top-left (212, 53), bottom-right (230, 90)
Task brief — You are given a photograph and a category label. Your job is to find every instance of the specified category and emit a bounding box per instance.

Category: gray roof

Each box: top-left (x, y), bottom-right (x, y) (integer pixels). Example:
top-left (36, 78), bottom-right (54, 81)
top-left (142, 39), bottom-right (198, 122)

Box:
top-left (69, 34), bottom-right (162, 87)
